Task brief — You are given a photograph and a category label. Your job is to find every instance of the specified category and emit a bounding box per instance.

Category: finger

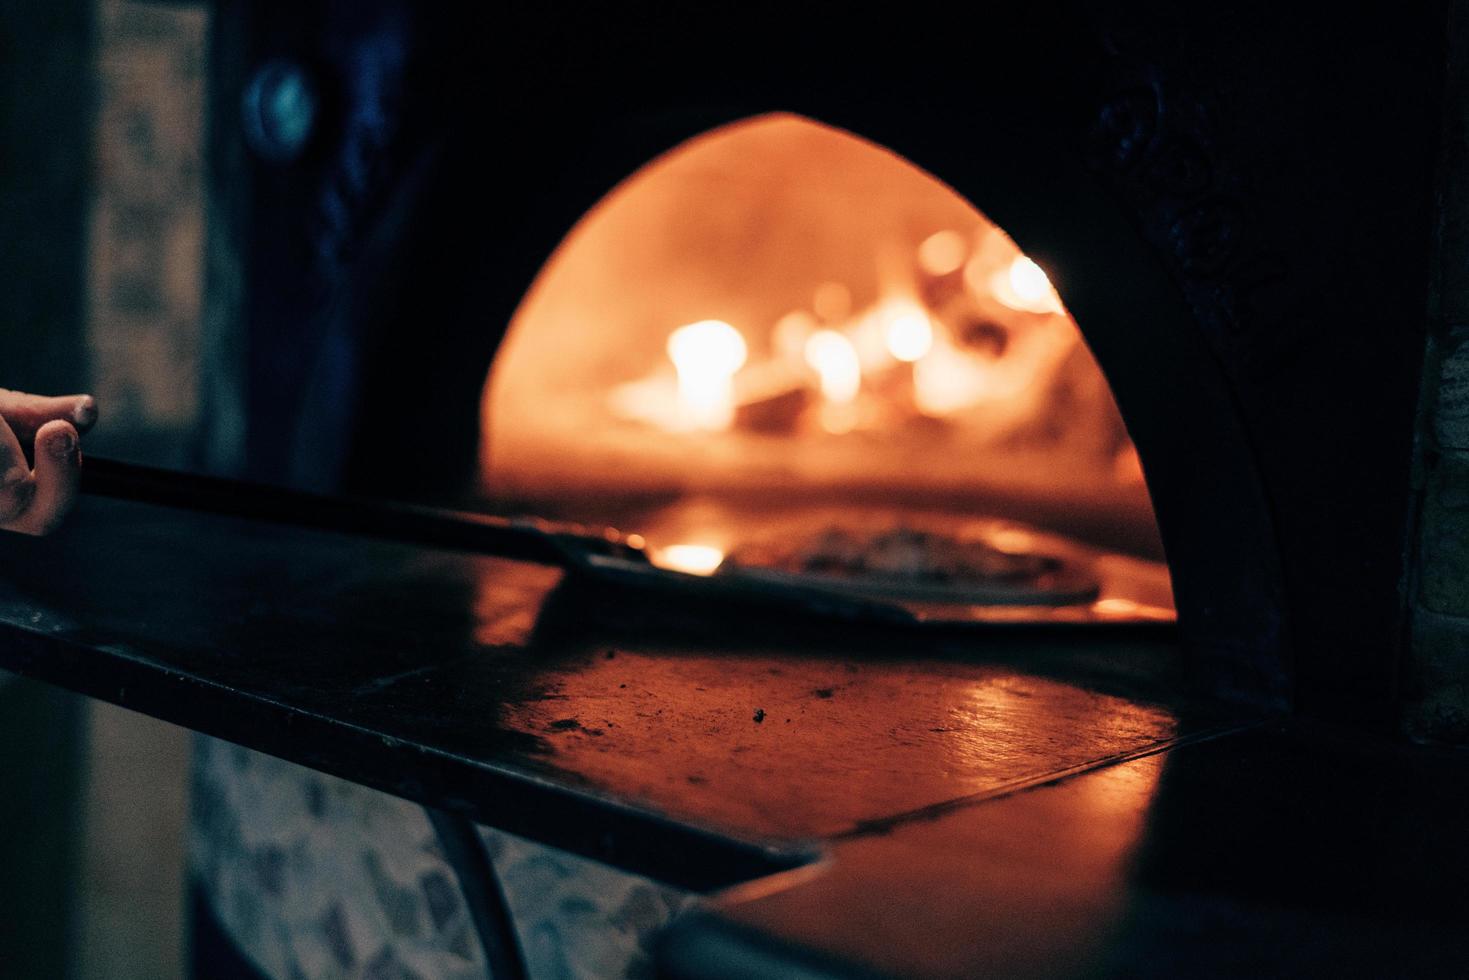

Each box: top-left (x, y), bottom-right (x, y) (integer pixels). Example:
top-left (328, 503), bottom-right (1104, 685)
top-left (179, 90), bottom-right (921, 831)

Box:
top-left (0, 388), bottom-right (98, 441)
top-left (0, 414), bottom-right (35, 525)
top-left (9, 420), bottom-right (81, 536)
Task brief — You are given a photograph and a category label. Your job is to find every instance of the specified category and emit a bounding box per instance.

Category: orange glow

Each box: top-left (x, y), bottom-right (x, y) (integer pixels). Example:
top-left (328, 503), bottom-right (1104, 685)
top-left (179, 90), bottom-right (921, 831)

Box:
top-left (501, 648), bottom-right (1174, 844)
top-left (819, 402), bottom-right (859, 435)
top-left (666, 319), bottom-right (747, 430)
top-left (485, 114), bottom-right (1169, 583)
top-left (804, 329), bottom-right (862, 403)
top-left (1113, 445), bottom-right (1145, 485)
top-left (989, 527), bottom-right (1037, 554)
top-left (912, 337), bottom-right (991, 416)
top-left (653, 543), bottom-right (726, 575)
top-left (917, 229), bottom-right (966, 276)
top-left (1091, 596), bottom-right (1174, 621)
top-left (773, 310), bottom-right (817, 361)
top-left (993, 256), bottom-right (1064, 315)
top-left (885, 309), bottom-right (934, 362)
top-left (813, 281), bottom-right (852, 322)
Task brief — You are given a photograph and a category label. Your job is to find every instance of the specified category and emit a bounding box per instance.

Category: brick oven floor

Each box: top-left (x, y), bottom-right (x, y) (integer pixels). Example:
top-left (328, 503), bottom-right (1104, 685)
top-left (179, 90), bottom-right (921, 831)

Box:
top-left (0, 497), bottom-right (1463, 976)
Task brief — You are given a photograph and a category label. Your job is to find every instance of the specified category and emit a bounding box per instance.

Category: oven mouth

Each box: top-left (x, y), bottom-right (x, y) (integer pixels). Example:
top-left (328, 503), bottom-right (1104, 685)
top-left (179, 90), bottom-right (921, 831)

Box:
top-left (478, 113), bottom-right (1173, 629)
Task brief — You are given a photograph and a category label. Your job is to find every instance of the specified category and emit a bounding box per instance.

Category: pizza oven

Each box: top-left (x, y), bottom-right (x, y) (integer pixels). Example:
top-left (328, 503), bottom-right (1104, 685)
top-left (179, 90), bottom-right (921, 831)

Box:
top-left (201, 2), bottom-right (1443, 732)
top-left (2, 4), bottom-right (1465, 978)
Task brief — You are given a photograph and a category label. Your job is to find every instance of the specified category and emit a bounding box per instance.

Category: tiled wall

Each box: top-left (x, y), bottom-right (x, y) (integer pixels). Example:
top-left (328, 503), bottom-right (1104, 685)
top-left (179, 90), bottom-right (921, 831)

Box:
top-left (75, 5), bottom-right (208, 979)
top-left (85, 0), bottom-right (207, 466)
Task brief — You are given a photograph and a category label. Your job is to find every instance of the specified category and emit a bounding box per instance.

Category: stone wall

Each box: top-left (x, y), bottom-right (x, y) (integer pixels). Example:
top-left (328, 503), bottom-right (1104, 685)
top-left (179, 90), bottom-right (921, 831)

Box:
top-left (85, 0), bottom-right (207, 465)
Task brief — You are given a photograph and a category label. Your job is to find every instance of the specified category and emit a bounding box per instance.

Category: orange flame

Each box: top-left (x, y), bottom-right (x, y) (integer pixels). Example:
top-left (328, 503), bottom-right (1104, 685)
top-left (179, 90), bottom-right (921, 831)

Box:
top-left (666, 319), bottom-right (747, 430)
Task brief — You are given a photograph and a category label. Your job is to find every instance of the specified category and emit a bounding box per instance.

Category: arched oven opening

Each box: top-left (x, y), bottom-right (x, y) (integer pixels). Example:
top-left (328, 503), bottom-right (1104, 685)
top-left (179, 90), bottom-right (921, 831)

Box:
top-left (484, 114), bottom-right (1171, 626)
top-left (458, 110), bottom-right (1286, 703)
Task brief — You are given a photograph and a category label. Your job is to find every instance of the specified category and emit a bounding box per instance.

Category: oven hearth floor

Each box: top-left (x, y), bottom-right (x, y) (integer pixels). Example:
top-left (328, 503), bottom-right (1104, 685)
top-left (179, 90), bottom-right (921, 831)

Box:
top-left (0, 498), bottom-right (1464, 976)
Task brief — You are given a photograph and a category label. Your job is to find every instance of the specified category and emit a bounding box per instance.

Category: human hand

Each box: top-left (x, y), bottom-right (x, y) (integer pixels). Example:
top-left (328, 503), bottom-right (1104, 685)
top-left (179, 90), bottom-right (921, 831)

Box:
top-left (0, 389), bottom-right (97, 535)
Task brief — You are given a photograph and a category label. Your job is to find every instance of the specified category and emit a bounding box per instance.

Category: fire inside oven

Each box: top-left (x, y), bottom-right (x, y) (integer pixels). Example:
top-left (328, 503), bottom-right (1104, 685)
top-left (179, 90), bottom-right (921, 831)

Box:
top-left (481, 114), bottom-right (1172, 625)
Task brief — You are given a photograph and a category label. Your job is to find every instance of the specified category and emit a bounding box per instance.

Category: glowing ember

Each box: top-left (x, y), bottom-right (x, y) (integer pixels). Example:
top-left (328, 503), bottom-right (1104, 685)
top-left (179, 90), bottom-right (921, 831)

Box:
top-left (989, 527), bottom-right (1037, 554)
top-left (917, 230), bottom-right (967, 276)
top-left (804, 330), bottom-right (862, 403)
top-left (993, 256), bottom-right (1064, 315)
top-left (666, 319), bottom-right (747, 430)
top-left (1009, 257), bottom-right (1052, 304)
top-left (885, 310), bottom-right (934, 362)
top-left (913, 338), bottom-right (991, 416)
top-left (653, 543), bottom-right (726, 575)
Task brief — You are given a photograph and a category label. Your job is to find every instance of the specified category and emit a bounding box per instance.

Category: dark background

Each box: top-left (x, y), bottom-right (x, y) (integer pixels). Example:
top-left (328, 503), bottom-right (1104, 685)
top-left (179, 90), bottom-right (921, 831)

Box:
top-left (0, 1), bottom-right (1451, 977)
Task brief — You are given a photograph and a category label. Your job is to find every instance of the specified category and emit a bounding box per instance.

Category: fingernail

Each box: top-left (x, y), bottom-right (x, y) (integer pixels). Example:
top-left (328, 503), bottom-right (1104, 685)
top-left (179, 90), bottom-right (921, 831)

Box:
top-left (52, 431), bottom-right (76, 457)
top-left (72, 396), bottom-right (97, 428)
